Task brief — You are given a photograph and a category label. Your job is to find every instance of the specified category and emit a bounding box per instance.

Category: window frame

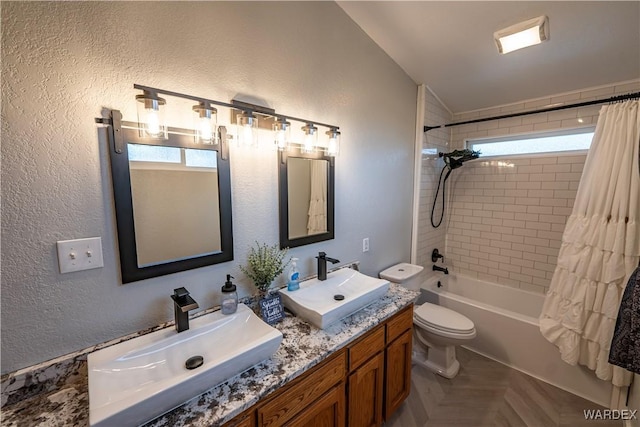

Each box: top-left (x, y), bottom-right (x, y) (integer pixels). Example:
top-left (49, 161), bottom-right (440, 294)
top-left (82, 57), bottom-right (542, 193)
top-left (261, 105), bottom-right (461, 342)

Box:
top-left (465, 125), bottom-right (596, 158)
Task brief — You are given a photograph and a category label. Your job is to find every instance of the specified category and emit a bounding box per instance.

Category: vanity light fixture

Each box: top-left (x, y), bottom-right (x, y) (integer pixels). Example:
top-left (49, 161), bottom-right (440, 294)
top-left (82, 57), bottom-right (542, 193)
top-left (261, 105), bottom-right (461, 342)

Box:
top-left (135, 90), bottom-right (167, 139)
top-left (301, 124), bottom-right (318, 153)
top-left (326, 128), bottom-right (341, 157)
top-left (494, 15), bottom-right (549, 54)
top-left (192, 101), bottom-right (217, 144)
top-left (236, 111), bottom-right (259, 147)
top-left (127, 84), bottom-right (340, 155)
top-left (273, 117), bottom-right (291, 151)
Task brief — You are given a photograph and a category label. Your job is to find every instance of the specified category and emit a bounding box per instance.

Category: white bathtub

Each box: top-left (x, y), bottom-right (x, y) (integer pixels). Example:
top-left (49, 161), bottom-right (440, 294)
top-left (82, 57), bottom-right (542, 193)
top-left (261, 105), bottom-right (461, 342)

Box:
top-left (420, 274), bottom-right (612, 407)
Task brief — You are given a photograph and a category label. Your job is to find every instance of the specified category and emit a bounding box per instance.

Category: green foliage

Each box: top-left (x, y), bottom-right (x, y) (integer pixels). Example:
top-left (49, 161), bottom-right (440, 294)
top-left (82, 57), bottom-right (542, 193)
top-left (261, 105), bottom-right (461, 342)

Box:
top-left (239, 242), bottom-right (291, 292)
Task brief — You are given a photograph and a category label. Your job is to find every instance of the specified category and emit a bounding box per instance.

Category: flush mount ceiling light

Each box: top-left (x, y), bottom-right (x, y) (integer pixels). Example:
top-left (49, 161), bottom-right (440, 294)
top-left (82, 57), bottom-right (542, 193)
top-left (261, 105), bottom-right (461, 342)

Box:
top-left (494, 15), bottom-right (549, 54)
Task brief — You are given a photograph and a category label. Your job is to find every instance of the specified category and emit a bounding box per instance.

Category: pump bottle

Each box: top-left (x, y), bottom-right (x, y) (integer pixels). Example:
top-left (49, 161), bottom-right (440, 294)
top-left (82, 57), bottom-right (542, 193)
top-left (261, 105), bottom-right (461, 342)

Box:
top-left (287, 258), bottom-right (300, 291)
top-left (220, 274), bottom-right (238, 314)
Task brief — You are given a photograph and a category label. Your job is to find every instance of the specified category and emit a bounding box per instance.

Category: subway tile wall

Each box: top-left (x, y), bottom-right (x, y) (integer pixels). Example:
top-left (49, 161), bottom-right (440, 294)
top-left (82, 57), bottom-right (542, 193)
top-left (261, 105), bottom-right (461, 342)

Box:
top-left (441, 80), bottom-right (640, 294)
top-left (445, 154), bottom-right (585, 294)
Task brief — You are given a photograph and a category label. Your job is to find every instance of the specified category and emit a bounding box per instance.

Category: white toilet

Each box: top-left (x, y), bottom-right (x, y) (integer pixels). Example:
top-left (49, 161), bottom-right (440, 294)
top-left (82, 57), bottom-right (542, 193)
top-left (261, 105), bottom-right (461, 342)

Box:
top-left (379, 262), bottom-right (476, 379)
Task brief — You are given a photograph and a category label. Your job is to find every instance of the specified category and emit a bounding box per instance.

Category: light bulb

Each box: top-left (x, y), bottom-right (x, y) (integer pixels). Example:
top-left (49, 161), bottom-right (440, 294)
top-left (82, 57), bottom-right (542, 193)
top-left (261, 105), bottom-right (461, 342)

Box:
top-left (236, 112), bottom-right (258, 147)
top-left (136, 91), bottom-right (166, 139)
top-left (193, 102), bottom-right (217, 144)
top-left (273, 118), bottom-right (290, 151)
top-left (326, 128), bottom-right (340, 156)
top-left (301, 124), bottom-right (317, 153)
top-left (242, 124), bottom-right (254, 146)
top-left (146, 109), bottom-right (161, 136)
top-left (199, 118), bottom-right (213, 142)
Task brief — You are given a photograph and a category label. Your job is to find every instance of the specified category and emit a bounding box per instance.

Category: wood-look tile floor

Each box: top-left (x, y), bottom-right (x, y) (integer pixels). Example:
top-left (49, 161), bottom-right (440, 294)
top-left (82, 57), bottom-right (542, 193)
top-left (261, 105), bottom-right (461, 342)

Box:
top-left (385, 347), bottom-right (620, 427)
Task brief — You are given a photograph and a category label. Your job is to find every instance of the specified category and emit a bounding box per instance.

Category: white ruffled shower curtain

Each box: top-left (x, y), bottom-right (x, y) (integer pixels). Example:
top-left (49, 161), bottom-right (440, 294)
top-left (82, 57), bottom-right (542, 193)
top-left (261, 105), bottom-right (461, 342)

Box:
top-left (307, 160), bottom-right (327, 235)
top-left (540, 100), bottom-right (640, 387)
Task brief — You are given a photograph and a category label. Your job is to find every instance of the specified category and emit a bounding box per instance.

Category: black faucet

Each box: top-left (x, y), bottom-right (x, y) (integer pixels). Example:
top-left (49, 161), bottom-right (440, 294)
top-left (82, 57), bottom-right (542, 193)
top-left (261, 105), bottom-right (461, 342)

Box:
top-left (433, 265), bottom-right (449, 275)
top-left (316, 252), bottom-right (340, 281)
top-left (171, 287), bottom-right (199, 333)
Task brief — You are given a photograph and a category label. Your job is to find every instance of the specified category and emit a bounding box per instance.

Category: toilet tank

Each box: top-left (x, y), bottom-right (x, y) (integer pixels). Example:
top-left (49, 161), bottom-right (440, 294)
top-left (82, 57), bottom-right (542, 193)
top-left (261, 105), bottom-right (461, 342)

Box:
top-left (379, 263), bottom-right (424, 291)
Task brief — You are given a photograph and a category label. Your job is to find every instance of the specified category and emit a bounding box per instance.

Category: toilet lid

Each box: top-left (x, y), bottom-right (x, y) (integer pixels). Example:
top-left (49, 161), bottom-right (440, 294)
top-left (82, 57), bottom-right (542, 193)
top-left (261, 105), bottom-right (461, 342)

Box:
top-left (414, 303), bottom-right (475, 334)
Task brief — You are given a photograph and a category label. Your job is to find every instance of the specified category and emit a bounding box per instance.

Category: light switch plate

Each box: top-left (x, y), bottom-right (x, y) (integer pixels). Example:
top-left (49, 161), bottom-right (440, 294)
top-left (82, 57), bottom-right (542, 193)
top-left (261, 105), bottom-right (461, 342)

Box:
top-left (57, 237), bottom-right (104, 273)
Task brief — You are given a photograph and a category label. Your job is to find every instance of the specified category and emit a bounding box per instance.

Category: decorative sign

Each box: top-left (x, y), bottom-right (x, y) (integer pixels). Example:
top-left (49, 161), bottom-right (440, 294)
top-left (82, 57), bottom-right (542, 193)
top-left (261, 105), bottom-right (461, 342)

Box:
top-left (259, 294), bottom-right (286, 325)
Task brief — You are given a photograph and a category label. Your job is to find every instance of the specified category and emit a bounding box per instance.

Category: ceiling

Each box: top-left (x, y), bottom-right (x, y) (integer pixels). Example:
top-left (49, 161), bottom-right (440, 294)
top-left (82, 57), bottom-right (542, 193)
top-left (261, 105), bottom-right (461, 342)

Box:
top-left (337, 1), bottom-right (640, 113)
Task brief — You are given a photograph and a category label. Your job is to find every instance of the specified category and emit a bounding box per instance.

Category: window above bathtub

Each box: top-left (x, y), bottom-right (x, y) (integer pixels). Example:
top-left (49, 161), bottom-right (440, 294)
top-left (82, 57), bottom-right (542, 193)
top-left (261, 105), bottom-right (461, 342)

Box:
top-left (466, 126), bottom-right (595, 157)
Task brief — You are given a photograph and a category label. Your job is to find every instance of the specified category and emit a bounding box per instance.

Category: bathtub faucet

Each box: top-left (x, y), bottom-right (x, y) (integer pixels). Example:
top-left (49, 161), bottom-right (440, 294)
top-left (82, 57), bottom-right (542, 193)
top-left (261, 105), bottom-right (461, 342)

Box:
top-left (433, 265), bottom-right (449, 275)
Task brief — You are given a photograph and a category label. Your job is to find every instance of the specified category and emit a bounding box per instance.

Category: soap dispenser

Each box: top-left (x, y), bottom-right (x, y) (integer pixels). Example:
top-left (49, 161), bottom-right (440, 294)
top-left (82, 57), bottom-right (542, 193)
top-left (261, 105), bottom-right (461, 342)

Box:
top-left (220, 274), bottom-right (238, 315)
top-left (287, 258), bottom-right (300, 291)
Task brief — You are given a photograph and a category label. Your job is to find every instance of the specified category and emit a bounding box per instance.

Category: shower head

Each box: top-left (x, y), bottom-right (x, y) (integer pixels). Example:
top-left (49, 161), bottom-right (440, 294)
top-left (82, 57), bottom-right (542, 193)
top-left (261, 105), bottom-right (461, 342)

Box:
top-left (440, 149), bottom-right (480, 169)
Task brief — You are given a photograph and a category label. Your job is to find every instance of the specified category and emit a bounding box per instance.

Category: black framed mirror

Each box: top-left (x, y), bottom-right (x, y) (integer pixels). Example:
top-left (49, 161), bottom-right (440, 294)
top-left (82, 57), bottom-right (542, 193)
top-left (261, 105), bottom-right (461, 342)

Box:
top-left (278, 149), bottom-right (335, 249)
top-left (104, 110), bottom-right (233, 283)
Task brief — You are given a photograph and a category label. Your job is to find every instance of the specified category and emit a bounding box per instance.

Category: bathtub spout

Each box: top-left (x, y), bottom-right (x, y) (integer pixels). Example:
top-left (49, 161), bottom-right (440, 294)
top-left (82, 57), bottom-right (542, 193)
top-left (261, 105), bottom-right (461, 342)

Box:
top-left (433, 265), bottom-right (449, 275)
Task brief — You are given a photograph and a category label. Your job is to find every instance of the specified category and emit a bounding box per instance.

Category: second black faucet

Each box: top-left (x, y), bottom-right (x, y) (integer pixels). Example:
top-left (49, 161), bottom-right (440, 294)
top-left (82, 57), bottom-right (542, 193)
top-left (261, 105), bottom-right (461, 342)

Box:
top-left (316, 252), bottom-right (340, 281)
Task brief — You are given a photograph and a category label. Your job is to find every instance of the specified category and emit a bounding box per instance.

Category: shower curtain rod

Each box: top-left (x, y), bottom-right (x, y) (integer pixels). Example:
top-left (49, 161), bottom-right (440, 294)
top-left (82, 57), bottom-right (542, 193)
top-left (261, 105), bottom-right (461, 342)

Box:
top-left (424, 91), bottom-right (640, 132)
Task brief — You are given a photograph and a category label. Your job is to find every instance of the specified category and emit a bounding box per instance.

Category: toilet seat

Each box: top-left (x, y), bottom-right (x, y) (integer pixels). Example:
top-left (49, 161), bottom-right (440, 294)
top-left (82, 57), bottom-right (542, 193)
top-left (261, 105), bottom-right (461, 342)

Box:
top-left (414, 303), bottom-right (475, 337)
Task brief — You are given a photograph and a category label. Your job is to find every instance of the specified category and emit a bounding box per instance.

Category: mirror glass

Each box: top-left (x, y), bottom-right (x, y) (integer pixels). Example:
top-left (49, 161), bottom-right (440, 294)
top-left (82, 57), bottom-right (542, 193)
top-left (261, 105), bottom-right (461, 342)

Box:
top-left (279, 151), bottom-right (334, 249)
top-left (128, 144), bottom-right (221, 267)
top-left (287, 158), bottom-right (328, 239)
top-left (106, 113), bottom-right (233, 284)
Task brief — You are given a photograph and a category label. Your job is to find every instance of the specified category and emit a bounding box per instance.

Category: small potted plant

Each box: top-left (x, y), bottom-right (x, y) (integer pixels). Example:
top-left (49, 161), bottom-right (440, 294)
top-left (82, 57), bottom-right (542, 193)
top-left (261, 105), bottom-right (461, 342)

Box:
top-left (240, 242), bottom-right (290, 300)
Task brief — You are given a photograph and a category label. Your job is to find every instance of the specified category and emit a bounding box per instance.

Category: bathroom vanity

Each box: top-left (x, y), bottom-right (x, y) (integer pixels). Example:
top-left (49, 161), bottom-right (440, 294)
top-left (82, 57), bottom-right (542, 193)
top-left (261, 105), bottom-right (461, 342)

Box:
top-left (0, 284), bottom-right (417, 427)
top-left (224, 304), bottom-right (413, 427)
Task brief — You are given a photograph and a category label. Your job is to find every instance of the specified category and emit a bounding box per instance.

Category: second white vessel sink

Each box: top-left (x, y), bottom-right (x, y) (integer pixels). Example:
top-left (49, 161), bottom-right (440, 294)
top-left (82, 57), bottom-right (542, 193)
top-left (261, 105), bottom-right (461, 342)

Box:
top-left (279, 268), bottom-right (390, 329)
top-left (88, 303), bottom-right (282, 427)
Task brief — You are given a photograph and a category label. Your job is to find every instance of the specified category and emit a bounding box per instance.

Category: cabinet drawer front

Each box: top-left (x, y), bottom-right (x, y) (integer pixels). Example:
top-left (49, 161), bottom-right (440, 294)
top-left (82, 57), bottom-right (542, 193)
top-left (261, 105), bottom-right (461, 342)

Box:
top-left (348, 325), bottom-right (385, 371)
top-left (386, 305), bottom-right (413, 344)
top-left (258, 351), bottom-right (346, 427)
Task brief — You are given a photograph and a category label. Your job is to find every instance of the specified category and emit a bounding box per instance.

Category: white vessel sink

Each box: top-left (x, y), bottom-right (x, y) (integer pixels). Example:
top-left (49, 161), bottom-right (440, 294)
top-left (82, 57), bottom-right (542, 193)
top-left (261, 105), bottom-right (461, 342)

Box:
top-left (88, 303), bottom-right (282, 427)
top-left (279, 268), bottom-right (390, 329)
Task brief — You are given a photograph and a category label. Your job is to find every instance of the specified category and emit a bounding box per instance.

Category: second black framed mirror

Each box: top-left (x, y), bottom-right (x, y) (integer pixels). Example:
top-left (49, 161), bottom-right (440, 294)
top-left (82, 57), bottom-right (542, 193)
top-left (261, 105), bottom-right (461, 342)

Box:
top-left (278, 149), bottom-right (335, 249)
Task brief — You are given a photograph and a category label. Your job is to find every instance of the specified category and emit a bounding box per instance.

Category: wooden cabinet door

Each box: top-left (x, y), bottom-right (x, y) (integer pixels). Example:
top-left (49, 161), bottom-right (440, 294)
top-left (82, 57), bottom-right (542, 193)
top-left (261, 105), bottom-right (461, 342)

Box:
top-left (384, 329), bottom-right (412, 419)
top-left (347, 352), bottom-right (384, 427)
top-left (288, 383), bottom-right (345, 427)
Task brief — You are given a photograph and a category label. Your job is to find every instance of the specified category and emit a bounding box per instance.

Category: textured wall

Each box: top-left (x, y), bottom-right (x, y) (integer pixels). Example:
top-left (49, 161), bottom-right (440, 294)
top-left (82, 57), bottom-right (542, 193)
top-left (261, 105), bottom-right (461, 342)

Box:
top-left (1, 2), bottom-right (417, 373)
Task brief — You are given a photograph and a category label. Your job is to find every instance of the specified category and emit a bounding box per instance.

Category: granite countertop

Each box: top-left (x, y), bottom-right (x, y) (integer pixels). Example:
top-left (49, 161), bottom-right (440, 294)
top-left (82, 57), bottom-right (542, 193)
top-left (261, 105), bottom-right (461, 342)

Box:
top-left (1, 284), bottom-right (417, 427)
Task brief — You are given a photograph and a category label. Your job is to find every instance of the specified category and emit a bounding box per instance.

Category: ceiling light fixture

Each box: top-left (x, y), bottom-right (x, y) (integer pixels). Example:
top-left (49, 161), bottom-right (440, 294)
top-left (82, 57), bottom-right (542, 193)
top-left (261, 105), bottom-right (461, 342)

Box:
top-left (494, 15), bottom-right (549, 54)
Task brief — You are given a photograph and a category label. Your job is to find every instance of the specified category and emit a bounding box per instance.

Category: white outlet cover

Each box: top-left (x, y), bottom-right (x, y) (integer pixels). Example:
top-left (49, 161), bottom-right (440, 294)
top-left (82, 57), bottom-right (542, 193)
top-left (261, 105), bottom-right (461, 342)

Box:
top-left (57, 237), bottom-right (104, 274)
